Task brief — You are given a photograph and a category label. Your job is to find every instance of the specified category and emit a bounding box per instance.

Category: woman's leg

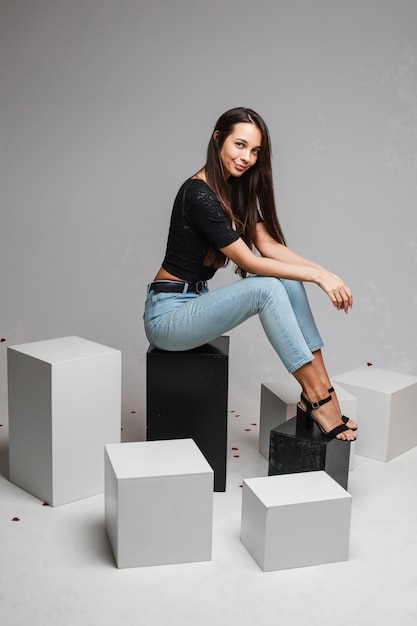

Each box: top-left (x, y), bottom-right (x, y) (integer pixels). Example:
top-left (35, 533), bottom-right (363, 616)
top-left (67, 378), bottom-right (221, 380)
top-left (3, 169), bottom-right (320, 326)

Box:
top-left (145, 276), bottom-right (315, 372)
top-left (291, 361), bottom-right (356, 440)
top-left (281, 280), bottom-right (357, 430)
top-left (279, 279), bottom-right (323, 352)
top-left (144, 276), bottom-right (356, 439)
top-left (307, 350), bottom-right (357, 430)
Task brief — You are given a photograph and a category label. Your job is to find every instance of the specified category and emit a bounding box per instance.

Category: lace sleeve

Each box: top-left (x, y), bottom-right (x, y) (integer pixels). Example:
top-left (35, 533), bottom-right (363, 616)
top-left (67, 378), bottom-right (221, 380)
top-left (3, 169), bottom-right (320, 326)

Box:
top-left (185, 181), bottom-right (240, 250)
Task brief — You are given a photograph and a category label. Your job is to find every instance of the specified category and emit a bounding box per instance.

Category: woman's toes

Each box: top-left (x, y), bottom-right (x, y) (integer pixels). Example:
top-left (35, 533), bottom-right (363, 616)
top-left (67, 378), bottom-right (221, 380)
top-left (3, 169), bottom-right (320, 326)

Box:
top-left (337, 429), bottom-right (356, 441)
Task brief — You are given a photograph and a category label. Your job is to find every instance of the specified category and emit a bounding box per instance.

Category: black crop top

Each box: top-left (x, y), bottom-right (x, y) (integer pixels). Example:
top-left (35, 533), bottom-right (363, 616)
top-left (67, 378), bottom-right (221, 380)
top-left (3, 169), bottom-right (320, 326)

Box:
top-left (161, 179), bottom-right (240, 283)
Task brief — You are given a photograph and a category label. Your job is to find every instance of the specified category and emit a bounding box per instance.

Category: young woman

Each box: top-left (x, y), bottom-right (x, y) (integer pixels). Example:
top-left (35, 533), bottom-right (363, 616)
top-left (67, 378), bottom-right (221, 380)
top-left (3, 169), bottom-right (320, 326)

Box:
top-left (144, 107), bottom-right (357, 441)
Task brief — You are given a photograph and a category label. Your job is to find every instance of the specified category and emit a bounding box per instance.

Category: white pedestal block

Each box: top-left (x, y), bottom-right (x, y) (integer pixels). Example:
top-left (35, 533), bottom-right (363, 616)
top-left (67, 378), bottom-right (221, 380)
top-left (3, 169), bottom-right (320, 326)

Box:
top-left (259, 380), bottom-right (299, 459)
top-left (241, 471), bottom-right (351, 572)
top-left (105, 439), bottom-right (214, 568)
top-left (333, 366), bottom-right (417, 462)
top-left (259, 380), bottom-right (356, 469)
top-left (8, 336), bottom-right (121, 506)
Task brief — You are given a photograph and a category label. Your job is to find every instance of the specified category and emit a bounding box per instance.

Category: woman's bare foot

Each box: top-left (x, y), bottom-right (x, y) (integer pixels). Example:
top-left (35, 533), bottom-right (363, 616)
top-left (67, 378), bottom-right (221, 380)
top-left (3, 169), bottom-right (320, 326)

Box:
top-left (328, 387), bottom-right (357, 430)
top-left (292, 362), bottom-right (356, 441)
top-left (301, 394), bottom-right (357, 441)
top-left (299, 390), bottom-right (357, 432)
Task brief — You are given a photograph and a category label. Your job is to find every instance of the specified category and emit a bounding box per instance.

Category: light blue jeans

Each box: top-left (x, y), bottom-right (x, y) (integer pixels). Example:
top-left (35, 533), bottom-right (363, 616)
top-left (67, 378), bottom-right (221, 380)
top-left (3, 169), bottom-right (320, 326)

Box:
top-left (143, 276), bottom-right (323, 373)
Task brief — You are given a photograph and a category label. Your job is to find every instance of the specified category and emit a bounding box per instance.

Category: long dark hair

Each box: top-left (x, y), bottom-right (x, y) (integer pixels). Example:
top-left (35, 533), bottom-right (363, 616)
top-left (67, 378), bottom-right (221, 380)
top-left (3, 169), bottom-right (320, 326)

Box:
top-left (204, 107), bottom-right (286, 277)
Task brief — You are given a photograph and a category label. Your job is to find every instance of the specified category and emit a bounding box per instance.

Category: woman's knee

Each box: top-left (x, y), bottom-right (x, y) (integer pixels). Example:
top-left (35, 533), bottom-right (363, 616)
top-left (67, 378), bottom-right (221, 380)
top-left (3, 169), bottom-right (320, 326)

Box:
top-left (249, 276), bottom-right (281, 290)
top-left (243, 276), bottom-right (290, 311)
top-left (250, 276), bottom-right (288, 298)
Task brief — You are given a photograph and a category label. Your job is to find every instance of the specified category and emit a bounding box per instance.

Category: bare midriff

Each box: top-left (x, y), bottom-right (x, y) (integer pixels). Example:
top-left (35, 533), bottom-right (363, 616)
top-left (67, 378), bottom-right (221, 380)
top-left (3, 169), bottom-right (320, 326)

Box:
top-left (153, 267), bottom-right (185, 282)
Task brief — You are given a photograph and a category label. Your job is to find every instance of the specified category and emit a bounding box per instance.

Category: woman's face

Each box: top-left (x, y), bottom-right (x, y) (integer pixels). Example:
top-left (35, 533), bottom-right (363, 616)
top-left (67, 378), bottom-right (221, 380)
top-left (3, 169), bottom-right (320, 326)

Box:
top-left (218, 122), bottom-right (262, 179)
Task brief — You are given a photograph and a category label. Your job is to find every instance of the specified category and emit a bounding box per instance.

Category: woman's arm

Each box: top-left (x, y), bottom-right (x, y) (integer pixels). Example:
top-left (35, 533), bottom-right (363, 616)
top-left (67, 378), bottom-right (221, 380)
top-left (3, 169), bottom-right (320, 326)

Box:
top-left (221, 228), bottom-right (353, 313)
top-left (254, 222), bottom-right (322, 268)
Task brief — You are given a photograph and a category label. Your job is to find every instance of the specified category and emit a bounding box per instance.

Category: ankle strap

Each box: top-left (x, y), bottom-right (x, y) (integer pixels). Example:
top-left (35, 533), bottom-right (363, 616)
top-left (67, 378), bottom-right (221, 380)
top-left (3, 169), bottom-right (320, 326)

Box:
top-left (307, 395), bottom-right (332, 410)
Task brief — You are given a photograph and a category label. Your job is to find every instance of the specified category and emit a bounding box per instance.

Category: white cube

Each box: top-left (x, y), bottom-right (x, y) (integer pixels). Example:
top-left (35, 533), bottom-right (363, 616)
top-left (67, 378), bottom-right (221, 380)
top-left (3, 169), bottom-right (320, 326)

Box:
top-left (105, 439), bottom-right (214, 568)
top-left (259, 380), bottom-right (299, 459)
top-left (8, 336), bottom-right (121, 506)
top-left (333, 366), bottom-right (417, 462)
top-left (259, 380), bottom-right (356, 469)
top-left (241, 472), bottom-right (351, 572)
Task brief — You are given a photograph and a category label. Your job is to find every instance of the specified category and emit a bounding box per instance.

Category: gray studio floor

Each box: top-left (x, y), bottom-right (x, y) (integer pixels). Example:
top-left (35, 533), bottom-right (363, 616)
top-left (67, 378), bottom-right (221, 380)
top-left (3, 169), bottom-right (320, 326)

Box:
top-left (1, 387), bottom-right (417, 626)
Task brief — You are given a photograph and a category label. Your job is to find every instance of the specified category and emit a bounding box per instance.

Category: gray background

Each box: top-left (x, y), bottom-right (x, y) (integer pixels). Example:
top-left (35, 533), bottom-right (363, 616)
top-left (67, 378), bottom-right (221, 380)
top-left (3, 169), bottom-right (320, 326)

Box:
top-left (1, 0), bottom-right (416, 439)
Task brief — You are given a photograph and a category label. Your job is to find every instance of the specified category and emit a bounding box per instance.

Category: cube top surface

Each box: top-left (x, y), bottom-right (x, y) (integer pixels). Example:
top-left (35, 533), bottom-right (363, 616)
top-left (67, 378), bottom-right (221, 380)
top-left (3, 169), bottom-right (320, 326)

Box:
top-left (243, 471), bottom-right (349, 507)
top-left (147, 335), bottom-right (229, 357)
top-left (271, 413), bottom-right (335, 444)
top-left (261, 380), bottom-right (299, 403)
top-left (105, 439), bottom-right (213, 479)
top-left (334, 366), bottom-right (417, 393)
top-left (9, 336), bottom-right (119, 364)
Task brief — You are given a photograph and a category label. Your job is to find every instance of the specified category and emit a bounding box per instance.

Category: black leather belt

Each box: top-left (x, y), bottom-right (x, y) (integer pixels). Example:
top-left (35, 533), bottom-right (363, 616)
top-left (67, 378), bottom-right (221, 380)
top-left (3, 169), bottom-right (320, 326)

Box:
top-left (149, 280), bottom-right (207, 294)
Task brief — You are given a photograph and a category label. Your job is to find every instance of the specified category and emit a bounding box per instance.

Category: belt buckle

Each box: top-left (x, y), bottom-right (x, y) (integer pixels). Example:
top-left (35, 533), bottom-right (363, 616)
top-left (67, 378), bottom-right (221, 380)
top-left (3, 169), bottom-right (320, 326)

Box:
top-left (195, 280), bottom-right (205, 294)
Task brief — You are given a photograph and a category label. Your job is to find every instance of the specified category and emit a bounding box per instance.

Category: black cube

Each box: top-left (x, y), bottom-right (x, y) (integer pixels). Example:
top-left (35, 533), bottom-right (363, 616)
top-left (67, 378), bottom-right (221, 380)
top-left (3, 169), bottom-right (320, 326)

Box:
top-left (268, 413), bottom-right (351, 489)
top-left (146, 336), bottom-right (229, 492)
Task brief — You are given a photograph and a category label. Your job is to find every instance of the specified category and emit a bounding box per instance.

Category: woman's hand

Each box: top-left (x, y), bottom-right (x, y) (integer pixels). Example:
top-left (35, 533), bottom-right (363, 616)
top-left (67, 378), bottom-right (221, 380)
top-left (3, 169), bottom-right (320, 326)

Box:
top-left (221, 238), bottom-right (353, 312)
top-left (313, 269), bottom-right (353, 313)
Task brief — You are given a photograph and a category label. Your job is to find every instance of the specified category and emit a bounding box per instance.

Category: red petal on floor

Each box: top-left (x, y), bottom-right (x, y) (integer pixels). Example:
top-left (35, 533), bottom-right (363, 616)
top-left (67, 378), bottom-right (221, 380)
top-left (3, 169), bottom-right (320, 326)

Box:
top-left (0, 338), bottom-right (6, 342)
top-left (235, 414), bottom-right (240, 417)
top-left (12, 517), bottom-right (20, 521)
top-left (233, 455), bottom-right (240, 458)
top-left (367, 362), bottom-right (373, 366)
top-left (42, 502), bottom-right (50, 507)
top-left (130, 411), bottom-right (136, 414)
top-left (239, 484), bottom-right (243, 488)
top-left (231, 447), bottom-right (239, 451)
top-left (230, 410), bottom-right (235, 413)
top-left (251, 423), bottom-right (257, 426)
top-left (244, 428), bottom-right (251, 432)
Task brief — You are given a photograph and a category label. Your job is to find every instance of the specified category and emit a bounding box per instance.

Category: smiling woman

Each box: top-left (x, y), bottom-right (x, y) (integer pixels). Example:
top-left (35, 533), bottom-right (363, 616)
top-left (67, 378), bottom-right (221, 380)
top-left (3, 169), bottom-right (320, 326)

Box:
top-left (143, 107), bottom-right (357, 441)
top-left (218, 123), bottom-right (262, 177)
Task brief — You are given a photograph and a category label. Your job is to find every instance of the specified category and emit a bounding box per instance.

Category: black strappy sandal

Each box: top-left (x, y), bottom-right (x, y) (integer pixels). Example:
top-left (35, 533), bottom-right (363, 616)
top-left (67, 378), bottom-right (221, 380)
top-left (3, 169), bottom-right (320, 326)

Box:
top-left (327, 386), bottom-right (357, 431)
top-left (297, 387), bottom-right (357, 431)
top-left (301, 394), bottom-right (354, 440)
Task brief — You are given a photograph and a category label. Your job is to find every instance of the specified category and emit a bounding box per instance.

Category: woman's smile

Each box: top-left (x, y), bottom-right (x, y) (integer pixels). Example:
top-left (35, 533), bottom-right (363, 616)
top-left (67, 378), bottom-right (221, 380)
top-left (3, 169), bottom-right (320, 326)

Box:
top-left (219, 122), bottom-right (262, 178)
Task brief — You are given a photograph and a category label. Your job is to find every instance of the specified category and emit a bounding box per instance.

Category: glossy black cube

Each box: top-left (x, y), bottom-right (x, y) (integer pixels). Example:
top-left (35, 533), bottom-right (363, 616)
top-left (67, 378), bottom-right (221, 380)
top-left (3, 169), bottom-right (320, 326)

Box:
top-left (146, 336), bottom-right (229, 492)
top-left (268, 413), bottom-right (351, 490)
